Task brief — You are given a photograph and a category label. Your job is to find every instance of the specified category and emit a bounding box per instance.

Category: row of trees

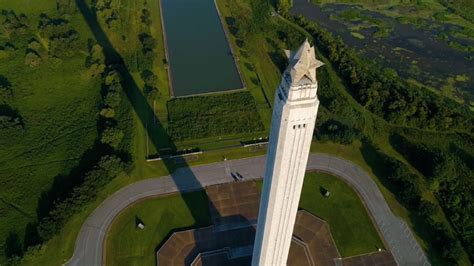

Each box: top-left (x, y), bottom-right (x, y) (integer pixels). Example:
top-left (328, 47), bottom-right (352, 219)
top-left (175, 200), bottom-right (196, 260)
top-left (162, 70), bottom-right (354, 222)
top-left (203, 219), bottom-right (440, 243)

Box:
top-left (291, 15), bottom-right (473, 132)
top-left (37, 155), bottom-right (124, 240)
top-left (369, 142), bottom-right (464, 262)
top-left (137, 3), bottom-right (159, 101)
top-left (23, 53), bottom-right (127, 248)
top-left (141, 70), bottom-right (159, 101)
top-left (138, 33), bottom-right (155, 67)
top-left (38, 14), bottom-right (80, 58)
top-left (391, 133), bottom-right (474, 260)
top-left (90, 41), bottom-right (127, 149)
top-left (99, 68), bottom-right (125, 148)
top-left (0, 10), bottom-right (28, 37)
top-left (315, 119), bottom-right (361, 145)
top-left (86, 42), bottom-right (106, 77)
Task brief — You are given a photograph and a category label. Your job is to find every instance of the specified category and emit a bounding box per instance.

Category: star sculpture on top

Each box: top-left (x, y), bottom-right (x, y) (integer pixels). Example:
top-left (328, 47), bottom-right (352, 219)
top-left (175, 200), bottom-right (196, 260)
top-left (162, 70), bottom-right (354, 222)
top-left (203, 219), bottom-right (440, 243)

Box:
top-left (284, 38), bottom-right (324, 84)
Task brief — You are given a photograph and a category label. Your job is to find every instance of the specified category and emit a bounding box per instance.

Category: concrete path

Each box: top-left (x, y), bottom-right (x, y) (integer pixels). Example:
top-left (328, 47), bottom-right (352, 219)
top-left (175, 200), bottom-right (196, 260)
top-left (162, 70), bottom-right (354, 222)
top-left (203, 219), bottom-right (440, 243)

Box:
top-left (66, 154), bottom-right (429, 266)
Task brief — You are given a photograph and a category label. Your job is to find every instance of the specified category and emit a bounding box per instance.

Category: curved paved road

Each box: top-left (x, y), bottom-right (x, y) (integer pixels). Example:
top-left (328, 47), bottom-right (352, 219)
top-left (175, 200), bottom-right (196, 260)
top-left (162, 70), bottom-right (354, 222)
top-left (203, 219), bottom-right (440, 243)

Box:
top-left (66, 154), bottom-right (429, 266)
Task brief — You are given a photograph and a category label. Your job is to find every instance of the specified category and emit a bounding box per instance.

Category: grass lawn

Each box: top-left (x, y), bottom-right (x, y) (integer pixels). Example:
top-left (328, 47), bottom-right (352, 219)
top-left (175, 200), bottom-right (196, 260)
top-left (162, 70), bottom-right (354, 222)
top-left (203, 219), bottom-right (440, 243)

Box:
top-left (299, 172), bottom-right (384, 256)
top-left (105, 172), bottom-right (383, 264)
top-left (0, 1), bottom-right (101, 262)
top-left (105, 191), bottom-right (210, 266)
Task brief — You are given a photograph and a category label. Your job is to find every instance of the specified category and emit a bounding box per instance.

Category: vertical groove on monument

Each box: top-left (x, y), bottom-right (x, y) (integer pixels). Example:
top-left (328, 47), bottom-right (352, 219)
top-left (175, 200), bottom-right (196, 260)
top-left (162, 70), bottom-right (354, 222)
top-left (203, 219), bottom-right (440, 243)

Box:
top-left (252, 39), bottom-right (324, 266)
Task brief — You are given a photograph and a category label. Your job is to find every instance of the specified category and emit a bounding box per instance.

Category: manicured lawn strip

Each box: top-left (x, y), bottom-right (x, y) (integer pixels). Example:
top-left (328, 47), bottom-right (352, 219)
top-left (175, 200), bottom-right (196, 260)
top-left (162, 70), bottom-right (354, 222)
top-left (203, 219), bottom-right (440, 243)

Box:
top-left (105, 191), bottom-right (210, 266)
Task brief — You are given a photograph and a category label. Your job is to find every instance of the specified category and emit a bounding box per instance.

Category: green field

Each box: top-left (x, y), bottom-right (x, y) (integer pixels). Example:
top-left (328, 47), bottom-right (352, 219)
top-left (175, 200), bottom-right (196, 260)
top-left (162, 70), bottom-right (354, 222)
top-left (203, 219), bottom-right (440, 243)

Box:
top-left (0, 0), bottom-right (101, 262)
top-left (105, 172), bottom-right (383, 264)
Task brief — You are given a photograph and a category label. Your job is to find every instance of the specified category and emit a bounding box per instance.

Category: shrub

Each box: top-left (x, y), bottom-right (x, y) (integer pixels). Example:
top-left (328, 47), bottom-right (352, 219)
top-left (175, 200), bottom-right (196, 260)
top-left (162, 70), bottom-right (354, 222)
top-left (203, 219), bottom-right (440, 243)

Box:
top-left (141, 69), bottom-right (157, 87)
top-left (167, 92), bottom-right (264, 141)
top-left (100, 107), bottom-right (115, 118)
top-left (24, 51), bottom-right (41, 67)
top-left (100, 127), bottom-right (124, 148)
top-left (4, 232), bottom-right (23, 258)
top-left (316, 119), bottom-right (360, 145)
top-left (104, 69), bottom-right (122, 85)
top-left (104, 89), bottom-right (121, 108)
top-left (0, 75), bottom-right (12, 101)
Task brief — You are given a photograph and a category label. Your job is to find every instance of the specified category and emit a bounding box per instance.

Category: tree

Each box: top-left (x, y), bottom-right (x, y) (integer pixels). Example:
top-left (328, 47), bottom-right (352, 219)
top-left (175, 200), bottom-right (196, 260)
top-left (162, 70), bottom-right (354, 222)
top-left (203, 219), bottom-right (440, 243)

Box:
top-left (57, 0), bottom-right (76, 15)
top-left (0, 115), bottom-right (22, 129)
top-left (104, 69), bottom-right (122, 85)
top-left (4, 232), bottom-right (23, 258)
top-left (100, 126), bottom-right (124, 148)
top-left (48, 30), bottom-right (80, 58)
top-left (138, 32), bottom-right (156, 53)
top-left (104, 89), bottom-right (121, 108)
top-left (140, 69), bottom-right (157, 86)
top-left (144, 84), bottom-right (159, 101)
top-left (141, 8), bottom-right (152, 26)
top-left (1, 10), bottom-right (28, 36)
top-left (86, 43), bottom-right (106, 77)
top-left (97, 155), bottom-right (123, 177)
top-left (89, 62), bottom-right (106, 77)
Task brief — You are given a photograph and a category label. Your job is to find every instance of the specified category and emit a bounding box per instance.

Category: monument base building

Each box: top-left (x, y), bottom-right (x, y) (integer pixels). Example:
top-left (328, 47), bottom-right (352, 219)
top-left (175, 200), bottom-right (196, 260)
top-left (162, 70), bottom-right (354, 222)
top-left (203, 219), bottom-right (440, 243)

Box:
top-left (155, 181), bottom-right (396, 266)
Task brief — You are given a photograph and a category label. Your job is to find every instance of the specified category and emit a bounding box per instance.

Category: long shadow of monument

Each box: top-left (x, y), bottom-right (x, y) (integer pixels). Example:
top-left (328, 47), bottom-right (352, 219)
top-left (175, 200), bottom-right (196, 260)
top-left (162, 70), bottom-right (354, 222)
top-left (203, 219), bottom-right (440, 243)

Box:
top-left (75, 1), bottom-right (257, 264)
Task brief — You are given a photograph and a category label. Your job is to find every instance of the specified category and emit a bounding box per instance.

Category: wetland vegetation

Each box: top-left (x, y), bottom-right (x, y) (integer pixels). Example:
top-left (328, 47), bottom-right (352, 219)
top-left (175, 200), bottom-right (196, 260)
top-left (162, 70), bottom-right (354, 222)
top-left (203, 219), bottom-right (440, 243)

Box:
top-left (290, 0), bottom-right (474, 106)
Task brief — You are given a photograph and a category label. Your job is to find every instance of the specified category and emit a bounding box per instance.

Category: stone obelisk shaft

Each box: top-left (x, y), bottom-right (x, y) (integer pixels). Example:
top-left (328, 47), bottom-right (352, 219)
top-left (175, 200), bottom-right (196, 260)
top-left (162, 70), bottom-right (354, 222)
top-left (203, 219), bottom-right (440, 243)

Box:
top-left (252, 40), bottom-right (323, 265)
